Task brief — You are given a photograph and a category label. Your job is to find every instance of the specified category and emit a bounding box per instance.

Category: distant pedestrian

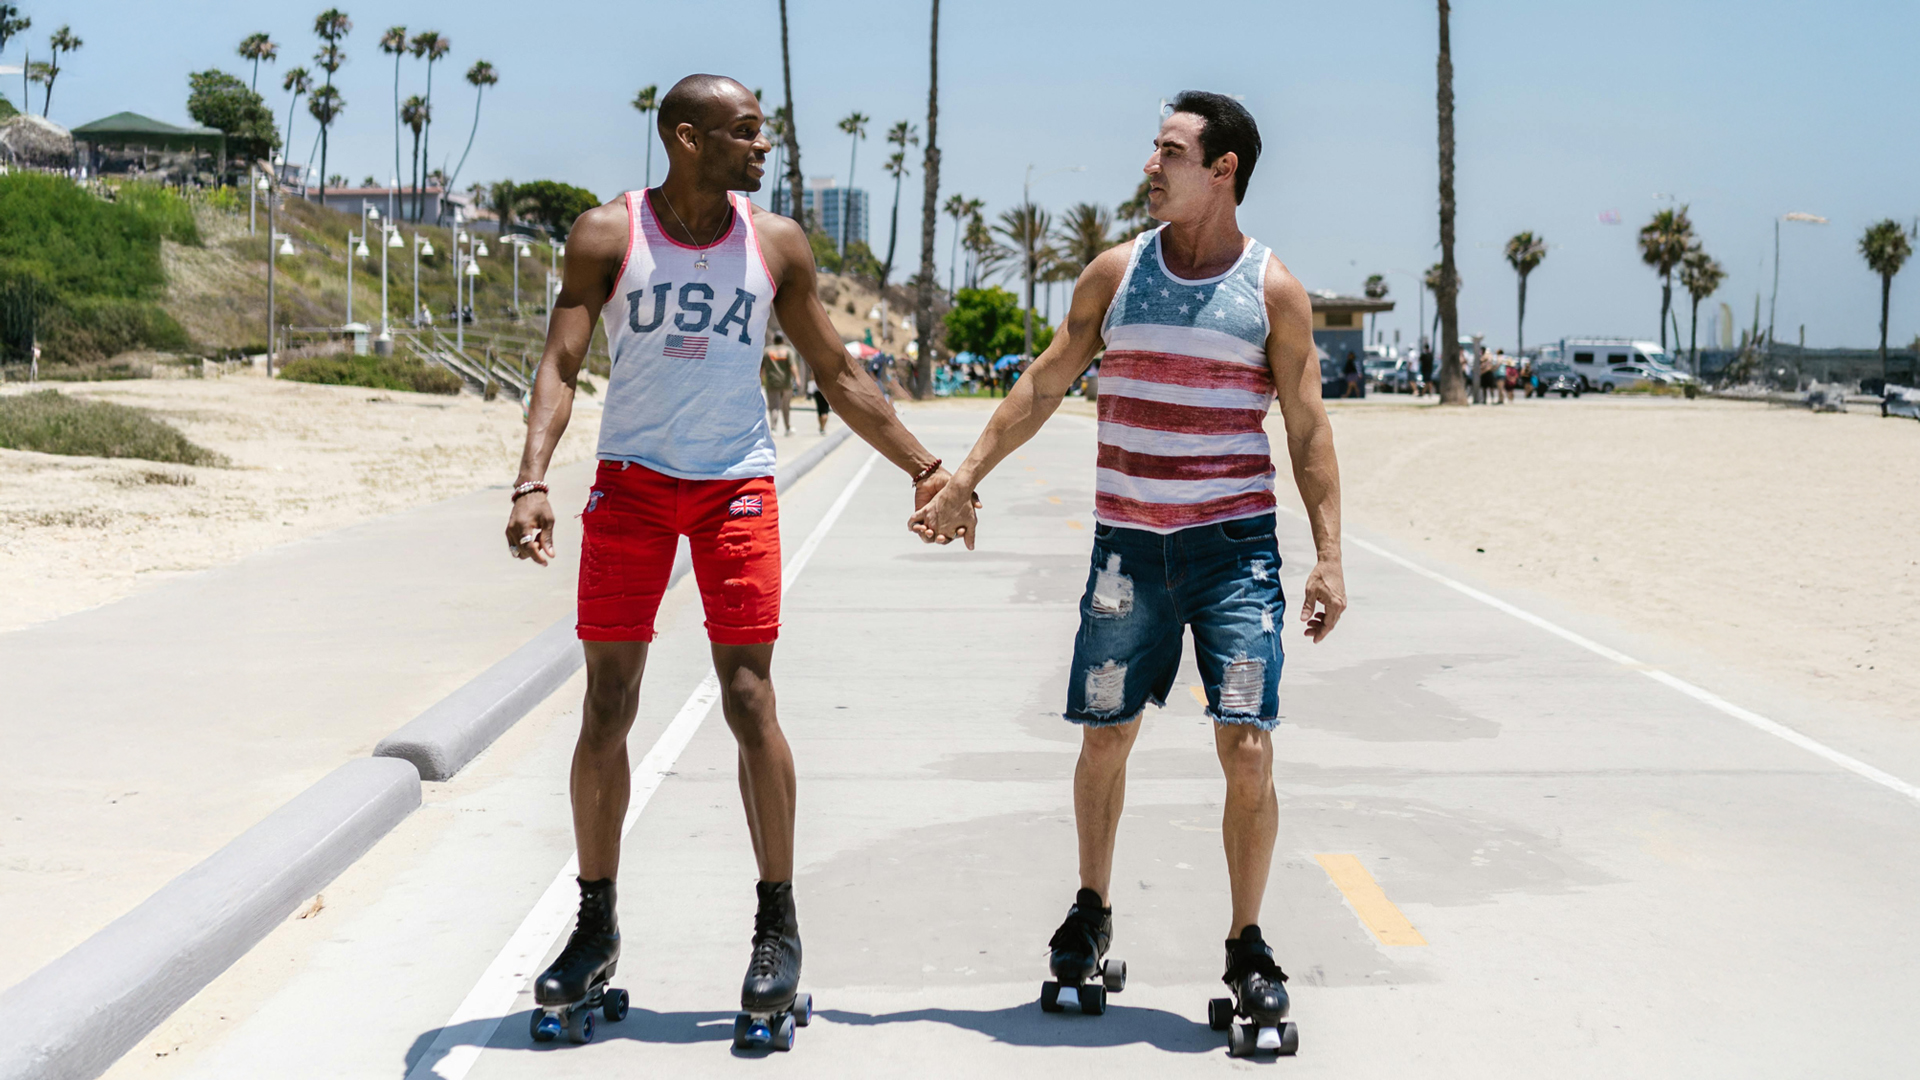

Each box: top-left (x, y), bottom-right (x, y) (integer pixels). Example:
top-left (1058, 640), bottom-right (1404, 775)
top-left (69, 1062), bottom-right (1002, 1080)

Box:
top-left (1343, 352), bottom-right (1361, 399)
top-left (762, 332), bottom-right (796, 435)
top-left (1418, 341), bottom-right (1433, 396)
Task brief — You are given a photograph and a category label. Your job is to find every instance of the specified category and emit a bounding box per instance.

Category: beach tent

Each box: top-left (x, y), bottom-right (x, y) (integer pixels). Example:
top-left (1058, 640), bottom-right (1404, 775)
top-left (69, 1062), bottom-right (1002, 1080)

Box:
top-left (71, 112), bottom-right (226, 172)
top-left (992, 354), bottom-right (1023, 371)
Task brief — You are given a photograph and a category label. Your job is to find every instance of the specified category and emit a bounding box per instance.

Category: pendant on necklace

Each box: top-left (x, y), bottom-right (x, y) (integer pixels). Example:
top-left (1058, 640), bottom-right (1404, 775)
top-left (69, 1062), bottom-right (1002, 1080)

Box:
top-left (694, 254), bottom-right (709, 271)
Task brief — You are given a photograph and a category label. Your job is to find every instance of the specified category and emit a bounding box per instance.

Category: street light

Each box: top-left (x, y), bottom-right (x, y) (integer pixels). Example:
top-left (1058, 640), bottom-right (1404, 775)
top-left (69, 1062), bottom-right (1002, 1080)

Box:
top-left (1767, 211), bottom-right (1828, 379)
top-left (412, 233), bottom-right (435, 328)
top-left (501, 232), bottom-right (541, 319)
top-left (451, 208), bottom-right (486, 352)
top-left (264, 155), bottom-right (291, 376)
top-left (1021, 163), bottom-right (1085, 359)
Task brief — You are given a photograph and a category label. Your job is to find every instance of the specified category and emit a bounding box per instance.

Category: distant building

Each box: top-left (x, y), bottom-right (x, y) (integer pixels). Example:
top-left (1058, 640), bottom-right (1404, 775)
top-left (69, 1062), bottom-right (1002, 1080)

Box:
top-left (770, 176), bottom-right (868, 252)
top-left (1308, 289), bottom-right (1394, 363)
top-left (315, 186), bottom-right (454, 226)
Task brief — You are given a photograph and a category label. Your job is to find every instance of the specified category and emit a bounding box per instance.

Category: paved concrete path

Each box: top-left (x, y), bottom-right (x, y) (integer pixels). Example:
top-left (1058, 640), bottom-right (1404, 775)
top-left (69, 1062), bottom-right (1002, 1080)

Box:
top-left (105, 407), bottom-right (1920, 1077)
top-left (0, 435), bottom-right (818, 990)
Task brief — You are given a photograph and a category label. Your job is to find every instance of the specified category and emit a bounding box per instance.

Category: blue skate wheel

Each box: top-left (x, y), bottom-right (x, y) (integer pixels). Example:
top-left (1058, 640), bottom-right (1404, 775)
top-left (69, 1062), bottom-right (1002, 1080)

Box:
top-left (531, 1011), bottom-right (562, 1043)
top-left (771, 1013), bottom-right (795, 1051)
top-left (603, 987), bottom-right (629, 1023)
top-left (791, 991), bottom-right (812, 1027)
top-left (566, 1008), bottom-right (595, 1044)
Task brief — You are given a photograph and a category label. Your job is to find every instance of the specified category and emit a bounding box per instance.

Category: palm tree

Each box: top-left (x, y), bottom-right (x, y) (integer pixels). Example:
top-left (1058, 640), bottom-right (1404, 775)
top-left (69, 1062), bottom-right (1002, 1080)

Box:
top-left (446, 60), bottom-right (496, 196)
top-left (0, 7), bottom-right (30, 64)
top-left (239, 33), bottom-right (278, 93)
top-left (964, 213), bottom-right (1000, 289)
top-left (484, 179), bottom-right (524, 236)
top-left (836, 111), bottom-right (870, 253)
top-left (1503, 231), bottom-right (1547, 355)
top-left (281, 67), bottom-right (312, 181)
top-left (1434, 0), bottom-right (1465, 404)
top-left (876, 121), bottom-right (918, 291)
top-left (995, 203), bottom-right (1054, 357)
top-left (34, 25), bottom-right (79, 117)
top-left (402, 95), bottom-right (429, 221)
top-left (1859, 218), bottom-right (1914, 378)
top-left (409, 30), bottom-right (450, 221)
top-left (1363, 273), bottom-right (1389, 344)
top-left (631, 84), bottom-right (659, 186)
top-left (380, 27), bottom-right (407, 211)
top-left (1678, 249), bottom-right (1725, 377)
top-left (913, 0), bottom-right (943, 397)
top-left (1116, 177), bottom-right (1153, 237)
top-left (1637, 206), bottom-right (1695, 351)
top-left (1055, 202), bottom-right (1113, 309)
top-left (308, 85), bottom-right (345, 203)
top-left (777, 0), bottom-right (806, 230)
top-left (310, 9), bottom-right (350, 205)
top-left (943, 194), bottom-right (971, 294)
top-left (765, 107), bottom-right (791, 201)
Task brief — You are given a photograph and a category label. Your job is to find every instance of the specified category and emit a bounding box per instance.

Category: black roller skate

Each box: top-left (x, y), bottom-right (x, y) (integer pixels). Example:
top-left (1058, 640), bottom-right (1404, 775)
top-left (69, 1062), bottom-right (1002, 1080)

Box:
top-left (530, 877), bottom-right (629, 1045)
top-left (1208, 924), bottom-right (1297, 1057)
top-left (733, 880), bottom-right (812, 1051)
top-left (1039, 887), bottom-right (1126, 1016)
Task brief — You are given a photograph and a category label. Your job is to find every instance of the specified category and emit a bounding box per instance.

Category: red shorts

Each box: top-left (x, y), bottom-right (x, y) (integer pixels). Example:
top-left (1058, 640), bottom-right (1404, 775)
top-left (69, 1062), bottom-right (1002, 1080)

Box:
top-left (576, 461), bottom-right (781, 645)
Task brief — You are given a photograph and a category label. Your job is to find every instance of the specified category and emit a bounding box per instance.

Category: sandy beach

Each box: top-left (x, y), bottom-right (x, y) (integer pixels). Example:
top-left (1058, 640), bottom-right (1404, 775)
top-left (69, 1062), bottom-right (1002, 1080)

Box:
top-left (0, 375), bottom-right (603, 632)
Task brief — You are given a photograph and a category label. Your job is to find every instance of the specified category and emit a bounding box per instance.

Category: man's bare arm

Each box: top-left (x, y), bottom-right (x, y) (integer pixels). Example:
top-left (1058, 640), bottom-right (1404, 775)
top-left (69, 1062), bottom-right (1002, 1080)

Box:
top-left (1264, 255), bottom-right (1347, 641)
top-left (907, 244), bottom-right (1129, 548)
top-left (759, 211), bottom-right (948, 501)
top-left (504, 201), bottom-right (626, 566)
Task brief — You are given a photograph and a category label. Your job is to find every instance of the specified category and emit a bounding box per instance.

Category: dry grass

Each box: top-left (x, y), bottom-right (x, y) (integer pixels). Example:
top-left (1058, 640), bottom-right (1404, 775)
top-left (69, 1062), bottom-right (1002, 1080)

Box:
top-left (0, 389), bottom-right (227, 466)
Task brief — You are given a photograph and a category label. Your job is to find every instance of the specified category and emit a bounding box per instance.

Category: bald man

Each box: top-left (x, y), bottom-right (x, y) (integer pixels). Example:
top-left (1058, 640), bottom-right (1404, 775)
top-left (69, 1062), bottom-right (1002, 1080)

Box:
top-left (506, 74), bottom-right (953, 1049)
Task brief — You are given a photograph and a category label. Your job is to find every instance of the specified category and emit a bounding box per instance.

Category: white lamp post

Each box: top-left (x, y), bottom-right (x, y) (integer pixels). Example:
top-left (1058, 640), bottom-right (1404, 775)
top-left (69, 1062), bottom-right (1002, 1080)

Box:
top-left (412, 232), bottom-right (435, 328)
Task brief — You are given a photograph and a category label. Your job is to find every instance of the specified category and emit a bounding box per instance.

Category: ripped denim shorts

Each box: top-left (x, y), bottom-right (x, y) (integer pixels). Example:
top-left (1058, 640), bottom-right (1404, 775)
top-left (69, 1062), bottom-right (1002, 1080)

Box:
top-left (1064, 514), bottom-right (1285, 730)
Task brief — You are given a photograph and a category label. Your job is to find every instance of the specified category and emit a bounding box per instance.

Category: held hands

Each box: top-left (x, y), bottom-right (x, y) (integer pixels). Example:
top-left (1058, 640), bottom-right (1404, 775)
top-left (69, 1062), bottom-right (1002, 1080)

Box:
top-left (505, 492), bottom-right (557, 566)
top-left (1299, 558), bottom-right (1347, 643)
top-left (908, 471), bottom-right (982, 549)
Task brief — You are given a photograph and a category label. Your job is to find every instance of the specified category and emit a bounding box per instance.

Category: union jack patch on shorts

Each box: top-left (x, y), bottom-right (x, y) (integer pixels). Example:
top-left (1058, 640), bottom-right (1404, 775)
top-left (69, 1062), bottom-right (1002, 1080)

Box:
top-left (728, 494), bottom-right (763, 517)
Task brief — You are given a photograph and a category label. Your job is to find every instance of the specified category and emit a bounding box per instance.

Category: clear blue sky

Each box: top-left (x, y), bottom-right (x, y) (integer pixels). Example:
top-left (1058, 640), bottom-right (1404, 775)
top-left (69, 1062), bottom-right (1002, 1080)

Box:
top-left (17, 0), bottom-right (1920, 350)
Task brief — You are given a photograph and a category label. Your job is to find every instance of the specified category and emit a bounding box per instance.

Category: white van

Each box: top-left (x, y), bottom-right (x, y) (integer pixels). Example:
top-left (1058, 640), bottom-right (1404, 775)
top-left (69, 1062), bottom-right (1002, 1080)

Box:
top-left (1560, 338), bottom-right (1693, 391)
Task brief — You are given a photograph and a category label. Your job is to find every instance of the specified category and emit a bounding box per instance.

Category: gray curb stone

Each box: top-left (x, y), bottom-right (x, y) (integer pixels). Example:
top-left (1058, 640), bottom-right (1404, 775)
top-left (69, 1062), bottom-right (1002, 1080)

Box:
top-left (0, 757), bottom-right (421, 1080)
top-left (375, 424), bottom-right (854, 782)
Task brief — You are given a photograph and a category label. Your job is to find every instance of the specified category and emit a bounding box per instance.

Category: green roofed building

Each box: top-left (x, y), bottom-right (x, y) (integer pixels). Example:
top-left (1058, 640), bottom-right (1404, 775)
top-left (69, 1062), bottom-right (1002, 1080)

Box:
top-left (72, 112), bottom-right (225, 177)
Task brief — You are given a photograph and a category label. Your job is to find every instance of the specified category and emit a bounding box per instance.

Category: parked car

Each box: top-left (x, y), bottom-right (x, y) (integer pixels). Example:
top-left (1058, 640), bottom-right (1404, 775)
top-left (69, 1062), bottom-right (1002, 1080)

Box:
top-left (1365, 357), bottom-right (1416, 394)
top-left (1535, 361), bottom-right (1583, 397)
top-left (1562, 337), bottom-right (1692, 390)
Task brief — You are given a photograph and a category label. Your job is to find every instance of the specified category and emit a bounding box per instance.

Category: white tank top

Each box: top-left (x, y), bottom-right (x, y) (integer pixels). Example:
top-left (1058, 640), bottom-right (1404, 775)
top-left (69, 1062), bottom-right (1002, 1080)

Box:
top-left (596, 189), bottom-right (778, 480)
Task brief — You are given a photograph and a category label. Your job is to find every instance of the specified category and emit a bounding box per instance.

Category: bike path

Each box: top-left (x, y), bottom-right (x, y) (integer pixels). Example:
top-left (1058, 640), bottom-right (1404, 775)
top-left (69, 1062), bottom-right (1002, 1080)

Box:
top-left (107, 407), bottom-right (1920, 1078)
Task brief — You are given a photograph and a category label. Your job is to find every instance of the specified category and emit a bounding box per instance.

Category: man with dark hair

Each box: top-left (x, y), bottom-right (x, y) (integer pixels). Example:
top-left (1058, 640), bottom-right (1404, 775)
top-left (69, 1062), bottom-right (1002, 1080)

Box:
top-left (912, 90), bottom-right (1345, 1057)
top-left (505, 72), bottom-right (954, 1051)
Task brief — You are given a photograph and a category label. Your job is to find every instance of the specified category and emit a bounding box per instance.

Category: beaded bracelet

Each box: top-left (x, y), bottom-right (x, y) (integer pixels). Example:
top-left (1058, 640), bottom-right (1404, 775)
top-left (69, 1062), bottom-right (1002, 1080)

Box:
top-left (910, 458), bottom-right (943, 485)
top-left (511, 481), bottom-right (550, 502)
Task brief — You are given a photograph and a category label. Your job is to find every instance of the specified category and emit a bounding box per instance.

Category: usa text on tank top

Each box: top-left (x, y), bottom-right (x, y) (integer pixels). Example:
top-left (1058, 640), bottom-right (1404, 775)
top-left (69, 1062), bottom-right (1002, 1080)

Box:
top-left (597, 189), bottom-right (779, 481)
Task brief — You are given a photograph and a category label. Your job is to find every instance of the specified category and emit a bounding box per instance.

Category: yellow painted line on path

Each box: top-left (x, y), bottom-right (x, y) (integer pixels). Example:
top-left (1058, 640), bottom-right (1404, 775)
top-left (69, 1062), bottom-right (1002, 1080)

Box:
top-left (1189, 685), bottom-right (1207, 706)
top-left (1048, 495), bottom-right (1062, 504)
top-left (1066, 520), bottom-right (1083, 530)
top-left (1314, 853), bottom-right (1427, 946)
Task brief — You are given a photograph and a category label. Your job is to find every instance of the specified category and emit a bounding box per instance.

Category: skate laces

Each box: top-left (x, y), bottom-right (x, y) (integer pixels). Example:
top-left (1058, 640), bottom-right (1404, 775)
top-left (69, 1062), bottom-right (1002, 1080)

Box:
top-left (1223, 940), bottom-right (1288, 987)
top-left (1047, 903), bottom-right (1104, 954)
top-left (749, 903), bottom-right (788, 977)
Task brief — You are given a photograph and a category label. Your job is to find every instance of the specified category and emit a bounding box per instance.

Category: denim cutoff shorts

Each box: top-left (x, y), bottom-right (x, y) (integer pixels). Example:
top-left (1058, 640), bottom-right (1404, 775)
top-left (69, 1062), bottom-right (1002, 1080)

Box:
top-left (1064, 514), bottom-right (1286, 729)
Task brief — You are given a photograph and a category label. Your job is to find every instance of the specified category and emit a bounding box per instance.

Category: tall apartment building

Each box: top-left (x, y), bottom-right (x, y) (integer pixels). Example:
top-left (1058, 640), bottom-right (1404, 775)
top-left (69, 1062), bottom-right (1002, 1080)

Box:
top-left (770, 176), bottom-right (868, 253)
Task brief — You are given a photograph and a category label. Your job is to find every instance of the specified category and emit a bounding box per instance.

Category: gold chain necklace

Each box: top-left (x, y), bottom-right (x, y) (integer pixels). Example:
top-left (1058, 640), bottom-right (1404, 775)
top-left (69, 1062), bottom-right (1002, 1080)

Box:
top-left (656, 189), bottom-right (730, 271)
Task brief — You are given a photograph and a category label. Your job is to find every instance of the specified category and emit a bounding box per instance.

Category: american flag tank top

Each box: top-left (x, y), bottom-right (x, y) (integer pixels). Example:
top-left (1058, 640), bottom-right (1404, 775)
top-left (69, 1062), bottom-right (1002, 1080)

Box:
top-left (1094, 226), bottom-right (1276, 533)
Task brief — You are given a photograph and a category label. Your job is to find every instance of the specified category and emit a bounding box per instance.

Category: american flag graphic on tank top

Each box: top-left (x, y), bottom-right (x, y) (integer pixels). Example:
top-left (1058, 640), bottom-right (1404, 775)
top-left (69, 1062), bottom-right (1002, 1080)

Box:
top-left (1094, 226), bottom-right (1276, 534)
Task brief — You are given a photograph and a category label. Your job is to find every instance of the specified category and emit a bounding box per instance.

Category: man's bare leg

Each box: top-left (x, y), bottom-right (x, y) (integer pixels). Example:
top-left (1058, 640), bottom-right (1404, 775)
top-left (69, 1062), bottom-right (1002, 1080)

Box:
top-left (1074, 717), bottom-right (1143, 902)
top-left (1215, 722), bottom-right (1278, 935)
top-left (573, 640), bottom-right (650, 880)
top-left (713, 642), bottom-right (794, 881)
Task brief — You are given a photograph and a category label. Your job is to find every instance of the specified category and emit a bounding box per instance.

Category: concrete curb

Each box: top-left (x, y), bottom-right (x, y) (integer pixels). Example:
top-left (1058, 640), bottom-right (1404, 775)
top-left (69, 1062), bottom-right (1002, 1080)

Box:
top-left (0, 758), bottom-right (421, 1080)
top-left (375, 424), bottom-right (855, 782)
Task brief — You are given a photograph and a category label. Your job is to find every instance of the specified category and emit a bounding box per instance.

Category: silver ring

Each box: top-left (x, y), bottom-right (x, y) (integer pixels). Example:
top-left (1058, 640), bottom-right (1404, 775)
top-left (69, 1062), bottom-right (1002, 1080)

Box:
top-left (519, 533), bottom-right (538, 546)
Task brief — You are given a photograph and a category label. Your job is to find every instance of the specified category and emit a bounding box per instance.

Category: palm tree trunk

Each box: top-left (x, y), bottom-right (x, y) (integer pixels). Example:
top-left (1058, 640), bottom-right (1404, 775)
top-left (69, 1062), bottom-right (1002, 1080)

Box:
top-left (1516, 271), bottom-right (1527, 355)
top-left (645, 117), bottom-right (654, 188)
top-left (1435, 0), bottom-right (1465, 405)
top-left (410, 129), bottom-right (422, 227)
top-left (913, 0), bottom-right (941, 399)
top-left (779, 0), bottom-right (806, 231)
top-left (949, 214), bottom-right (960, 296)
top-left (285, 97), bottom-right (301, 176)
top-left (393, 54), bottom-right (403, 212)
top-left (1689, 295), bottom-right (1701, 376)
top-left (1659, 276), bottom-right (1672, 350)
top-left (881, 171), bottom-right (902, 289)
top-left (1881, 272), bottom-right (1892, 375)
top-left (448, 86), bottom-right (485, 196)
top-left (422, 61), bottom-right (436, 223)
top-left (843, 139), bottom-right (858, 254)
top-left (252, 59), bottom-right (261, 93)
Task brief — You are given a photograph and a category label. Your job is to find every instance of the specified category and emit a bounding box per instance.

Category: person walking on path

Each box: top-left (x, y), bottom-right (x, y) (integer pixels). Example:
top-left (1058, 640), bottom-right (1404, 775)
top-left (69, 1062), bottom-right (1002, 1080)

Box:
top-left (762, 331), bottom-right (796, 435)
top-left (1418, 339), bottom-right (1434, 397)
top-left (503, 73), bottom-right (954, 1043)
top-left (910, 91), bottom-right (1346, 1041)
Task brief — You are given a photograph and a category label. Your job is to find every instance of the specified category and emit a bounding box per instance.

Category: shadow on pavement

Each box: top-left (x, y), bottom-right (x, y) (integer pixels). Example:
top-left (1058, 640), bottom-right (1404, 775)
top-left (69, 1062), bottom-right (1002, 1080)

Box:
top-left (403, 1008), bottom-right (740, 1075)
top-left (819, 1001), bottom-right (1220, 1053)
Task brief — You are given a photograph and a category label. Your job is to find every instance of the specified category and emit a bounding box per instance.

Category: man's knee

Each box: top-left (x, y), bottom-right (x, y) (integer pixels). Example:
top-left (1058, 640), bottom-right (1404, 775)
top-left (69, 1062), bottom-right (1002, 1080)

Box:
top-left (581, 657), bottom-right (644, 750)
top-left (1079, 718), bottom-right (1141, 768)
top-left (1216, 726), bottom-right (1273, 793)
top-left (718, 665), bottom-right (778, 744)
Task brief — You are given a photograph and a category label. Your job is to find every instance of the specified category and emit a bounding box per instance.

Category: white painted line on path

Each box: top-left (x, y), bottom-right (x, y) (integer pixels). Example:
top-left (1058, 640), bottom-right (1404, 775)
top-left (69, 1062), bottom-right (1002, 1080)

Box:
top-left (408, 450), bottom-right (882, 1080)
top-left (1295, 511), bottom-right (1920, 805)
